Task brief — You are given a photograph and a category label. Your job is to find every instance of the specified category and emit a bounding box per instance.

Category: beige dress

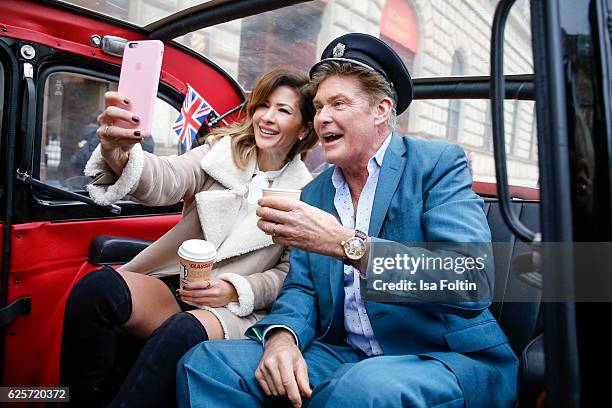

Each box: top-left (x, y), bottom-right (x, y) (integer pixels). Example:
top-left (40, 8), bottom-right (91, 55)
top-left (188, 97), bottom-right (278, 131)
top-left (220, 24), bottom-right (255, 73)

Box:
top-left (84, 136), bottom-right (312, 338)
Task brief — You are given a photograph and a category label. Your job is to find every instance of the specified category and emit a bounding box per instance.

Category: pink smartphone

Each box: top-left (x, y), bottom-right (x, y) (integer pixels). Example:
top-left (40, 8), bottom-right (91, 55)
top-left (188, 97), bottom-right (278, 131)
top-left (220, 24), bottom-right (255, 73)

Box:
top-left (117, 40), bottom-right (164, 136)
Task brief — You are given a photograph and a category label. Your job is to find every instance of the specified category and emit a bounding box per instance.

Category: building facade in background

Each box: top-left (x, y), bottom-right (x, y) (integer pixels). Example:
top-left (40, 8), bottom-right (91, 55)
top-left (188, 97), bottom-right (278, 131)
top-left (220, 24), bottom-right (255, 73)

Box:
top-left (82, 0), bottom-right (539, 187)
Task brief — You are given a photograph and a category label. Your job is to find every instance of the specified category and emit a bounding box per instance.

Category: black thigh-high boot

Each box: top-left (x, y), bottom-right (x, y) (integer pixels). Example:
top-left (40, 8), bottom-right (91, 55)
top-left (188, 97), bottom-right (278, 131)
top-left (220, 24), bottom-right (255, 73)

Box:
top-left (60, 266), bottom-right (133, 407)
top-left (109, 312), bottom-right (209, 408)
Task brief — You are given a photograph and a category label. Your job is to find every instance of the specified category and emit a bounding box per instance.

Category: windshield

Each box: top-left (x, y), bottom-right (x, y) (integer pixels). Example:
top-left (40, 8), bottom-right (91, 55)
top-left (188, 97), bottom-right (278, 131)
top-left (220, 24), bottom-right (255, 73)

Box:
top-left (56, 0), bottom-right (215, 26)
top-left (172, 0), bottom-right (533, 90)
top-left (55, 0), bottom-right (537, 188)
top-left (60, 0), bottom-right (533, 89)
top-left (171, 0), bottom-right (536, 187)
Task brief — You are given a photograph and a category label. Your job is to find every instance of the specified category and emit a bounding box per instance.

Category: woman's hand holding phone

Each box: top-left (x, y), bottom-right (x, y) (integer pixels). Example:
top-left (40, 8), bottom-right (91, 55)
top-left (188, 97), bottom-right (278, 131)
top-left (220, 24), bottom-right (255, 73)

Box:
top-left (96, 39), bottom-right (163, 176)
top-left (96, 91), bottom-right (144, 176)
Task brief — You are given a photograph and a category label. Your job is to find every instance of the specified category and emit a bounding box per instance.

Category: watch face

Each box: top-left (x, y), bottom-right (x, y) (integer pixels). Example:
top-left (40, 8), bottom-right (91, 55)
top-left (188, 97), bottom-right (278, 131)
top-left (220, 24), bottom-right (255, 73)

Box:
top-left (344, 236), bottom-right (366, 260)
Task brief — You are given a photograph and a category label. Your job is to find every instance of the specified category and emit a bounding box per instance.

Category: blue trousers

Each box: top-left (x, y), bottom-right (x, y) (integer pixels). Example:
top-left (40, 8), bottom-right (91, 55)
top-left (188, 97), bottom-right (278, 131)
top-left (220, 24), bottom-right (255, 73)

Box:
top-left (176, 339), bottom-right (464, 408)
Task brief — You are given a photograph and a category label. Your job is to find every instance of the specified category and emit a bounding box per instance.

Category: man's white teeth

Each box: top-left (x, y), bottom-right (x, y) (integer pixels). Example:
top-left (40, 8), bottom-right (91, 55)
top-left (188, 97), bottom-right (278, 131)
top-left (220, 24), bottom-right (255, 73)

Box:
top-left (323, 133), bottom-right (342, 139)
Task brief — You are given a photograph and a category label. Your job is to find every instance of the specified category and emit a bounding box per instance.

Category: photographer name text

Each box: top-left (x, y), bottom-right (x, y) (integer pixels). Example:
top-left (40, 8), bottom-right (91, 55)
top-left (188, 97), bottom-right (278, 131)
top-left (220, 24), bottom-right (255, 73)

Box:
top-left (372, 279), bottom-right (477, 291)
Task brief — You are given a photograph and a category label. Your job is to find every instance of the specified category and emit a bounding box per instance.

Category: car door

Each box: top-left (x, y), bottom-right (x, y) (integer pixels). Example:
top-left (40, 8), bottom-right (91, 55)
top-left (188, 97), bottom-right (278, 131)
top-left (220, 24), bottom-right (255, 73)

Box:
top-left (0, 0), bottom-right (244, 387)
top-left (0, 20), bottom-right (23, 388)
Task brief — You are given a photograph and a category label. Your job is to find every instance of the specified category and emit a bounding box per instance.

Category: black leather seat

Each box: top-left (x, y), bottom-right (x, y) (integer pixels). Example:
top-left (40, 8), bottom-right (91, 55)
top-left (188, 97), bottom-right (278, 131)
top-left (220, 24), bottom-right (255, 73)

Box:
top-left (484, 198), bottom-right (543, 407)
top-left (89, 235), bottom-right (154, 266)
top-left (485, 199), bottom-right (542, 355)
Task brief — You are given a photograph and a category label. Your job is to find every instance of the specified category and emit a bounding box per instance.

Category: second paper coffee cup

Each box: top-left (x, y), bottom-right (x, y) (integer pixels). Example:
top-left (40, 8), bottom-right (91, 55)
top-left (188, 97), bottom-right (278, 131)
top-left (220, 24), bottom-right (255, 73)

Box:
top-left (178, 239), bottom-right (216, 289)
top-left (261, 188), bottom-right (301, 200)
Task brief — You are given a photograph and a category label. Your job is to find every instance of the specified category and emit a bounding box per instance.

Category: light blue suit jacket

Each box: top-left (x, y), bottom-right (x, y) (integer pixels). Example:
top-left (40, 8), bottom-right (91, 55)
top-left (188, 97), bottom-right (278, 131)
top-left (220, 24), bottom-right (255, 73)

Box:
top-left (248, 134), bottom-right (518, 408)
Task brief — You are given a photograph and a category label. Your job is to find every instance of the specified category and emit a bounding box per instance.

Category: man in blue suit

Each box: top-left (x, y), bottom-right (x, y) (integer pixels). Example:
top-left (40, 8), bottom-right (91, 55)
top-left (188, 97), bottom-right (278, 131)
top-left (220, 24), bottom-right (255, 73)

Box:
top-left (176, 33), bottom-right (518, 408)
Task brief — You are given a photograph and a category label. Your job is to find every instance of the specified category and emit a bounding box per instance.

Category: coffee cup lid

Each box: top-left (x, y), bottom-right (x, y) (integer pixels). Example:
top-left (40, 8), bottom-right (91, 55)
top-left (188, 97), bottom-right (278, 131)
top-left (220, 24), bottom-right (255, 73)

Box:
top-left (178, 239), bottom-right (216, 262)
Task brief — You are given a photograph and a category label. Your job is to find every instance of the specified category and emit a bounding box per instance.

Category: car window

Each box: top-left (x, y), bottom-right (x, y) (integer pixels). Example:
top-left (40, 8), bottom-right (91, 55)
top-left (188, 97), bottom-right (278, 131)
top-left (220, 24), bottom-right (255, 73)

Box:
top-left (303, 99), bottom-right (538, 188)
top-left (409, 98), bottom-right (538, 188)
top-left (39, 72), bottom-right (179, 191)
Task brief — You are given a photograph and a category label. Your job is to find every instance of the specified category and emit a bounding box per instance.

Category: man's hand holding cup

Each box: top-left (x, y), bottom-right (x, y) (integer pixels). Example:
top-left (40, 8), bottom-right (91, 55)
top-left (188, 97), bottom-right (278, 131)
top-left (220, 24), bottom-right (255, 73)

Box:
top-left (256, 190), bottom-right (354, 258)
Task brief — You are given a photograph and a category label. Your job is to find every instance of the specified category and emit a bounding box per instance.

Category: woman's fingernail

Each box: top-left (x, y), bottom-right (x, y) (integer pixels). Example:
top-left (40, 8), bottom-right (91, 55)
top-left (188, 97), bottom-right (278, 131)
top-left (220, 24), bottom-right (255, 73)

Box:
top-left (123, 98), bottom-right (130, 104)
top-left (134, 130), bottom-right (141, 136)
top-left (132, 115), bottom-right (140, 123)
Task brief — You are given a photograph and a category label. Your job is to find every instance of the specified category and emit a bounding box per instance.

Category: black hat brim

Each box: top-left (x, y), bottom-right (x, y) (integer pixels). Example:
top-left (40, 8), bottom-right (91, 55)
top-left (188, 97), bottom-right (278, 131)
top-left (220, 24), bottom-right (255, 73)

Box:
top-left (310, 33), bottom-right (413, 114)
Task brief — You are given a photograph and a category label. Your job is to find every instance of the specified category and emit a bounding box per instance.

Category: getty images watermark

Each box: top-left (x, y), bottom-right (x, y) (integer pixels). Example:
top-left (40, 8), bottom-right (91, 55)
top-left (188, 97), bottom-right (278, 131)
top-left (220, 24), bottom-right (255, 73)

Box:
top-left (361, 242), bottom-right (612, 303)
top-left (361, 242), bottom-right (492, 303)
top-left (370, 252), bottom-right (487, 292)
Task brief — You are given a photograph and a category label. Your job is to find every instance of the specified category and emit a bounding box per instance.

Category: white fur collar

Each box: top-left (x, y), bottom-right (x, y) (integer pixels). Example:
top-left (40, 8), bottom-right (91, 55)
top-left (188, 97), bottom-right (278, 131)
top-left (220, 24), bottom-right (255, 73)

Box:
top-left (196, 136), bottom-right (312, 262)
top-left (200, 136), bottom-right (255, 194)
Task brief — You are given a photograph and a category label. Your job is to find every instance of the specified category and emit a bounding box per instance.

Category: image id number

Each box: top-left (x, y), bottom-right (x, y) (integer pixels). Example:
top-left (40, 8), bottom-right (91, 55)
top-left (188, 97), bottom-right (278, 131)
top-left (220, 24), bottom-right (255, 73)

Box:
top-left (1, 387), bottom-right (69, 402)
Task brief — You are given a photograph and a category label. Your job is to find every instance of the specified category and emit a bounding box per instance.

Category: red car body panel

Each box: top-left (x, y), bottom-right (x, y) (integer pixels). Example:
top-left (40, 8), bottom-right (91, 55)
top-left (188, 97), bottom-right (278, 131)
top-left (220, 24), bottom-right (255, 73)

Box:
top-left (473, 181), bottom-right (540, 201)
top-left (5, 215), bottom-right (180, 386)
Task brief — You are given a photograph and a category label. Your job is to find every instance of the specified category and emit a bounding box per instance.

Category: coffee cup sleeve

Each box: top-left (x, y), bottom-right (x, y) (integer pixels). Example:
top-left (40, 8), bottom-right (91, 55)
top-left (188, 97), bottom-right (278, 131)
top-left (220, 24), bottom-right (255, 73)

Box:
top-left (218, 273), bottom-right (255, 316)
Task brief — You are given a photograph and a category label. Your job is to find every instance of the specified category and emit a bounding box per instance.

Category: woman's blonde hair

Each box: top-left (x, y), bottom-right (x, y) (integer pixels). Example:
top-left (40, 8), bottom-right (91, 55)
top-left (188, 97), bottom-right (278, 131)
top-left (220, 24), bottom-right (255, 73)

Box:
top-left (207, 67), bottom-right (318, 169)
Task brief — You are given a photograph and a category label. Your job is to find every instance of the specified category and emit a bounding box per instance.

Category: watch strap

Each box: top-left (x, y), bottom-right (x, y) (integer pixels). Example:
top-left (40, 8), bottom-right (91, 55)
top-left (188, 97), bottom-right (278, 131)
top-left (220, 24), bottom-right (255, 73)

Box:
top-left (354, 230), bottom-right (367, 240)
top-left (342, 257), bottom-right (355, 266)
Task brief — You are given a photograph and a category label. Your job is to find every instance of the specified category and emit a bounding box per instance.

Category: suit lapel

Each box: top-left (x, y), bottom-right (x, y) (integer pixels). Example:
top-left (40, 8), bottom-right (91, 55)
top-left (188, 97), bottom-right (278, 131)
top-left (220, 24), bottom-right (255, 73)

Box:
top-left (318, 170), bottom-right (340, 218)
top-left (368, 134), bottom-right (407, 238)
top-left (313, 169), bottom-right (346, 321)
top-left (319, 136), bottom-right (407, 338)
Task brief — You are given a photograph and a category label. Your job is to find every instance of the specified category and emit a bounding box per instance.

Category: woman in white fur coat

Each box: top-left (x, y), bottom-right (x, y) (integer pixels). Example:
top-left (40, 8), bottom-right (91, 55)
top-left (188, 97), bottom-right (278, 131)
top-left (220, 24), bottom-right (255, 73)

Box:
top-left (60, 67), bottom-right (318, 407)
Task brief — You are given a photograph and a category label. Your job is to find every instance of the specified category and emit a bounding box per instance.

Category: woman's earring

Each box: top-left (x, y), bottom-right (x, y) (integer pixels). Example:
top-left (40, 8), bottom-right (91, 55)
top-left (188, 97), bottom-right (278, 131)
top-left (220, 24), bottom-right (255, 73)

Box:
top-left (298, 136), bottom-right (304, 141)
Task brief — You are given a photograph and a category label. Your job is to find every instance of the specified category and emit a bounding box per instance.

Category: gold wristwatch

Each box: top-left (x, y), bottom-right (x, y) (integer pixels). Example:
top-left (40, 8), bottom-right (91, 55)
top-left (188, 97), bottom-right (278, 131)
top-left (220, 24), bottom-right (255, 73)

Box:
top-left (341, 230), bottom-right (368, 265)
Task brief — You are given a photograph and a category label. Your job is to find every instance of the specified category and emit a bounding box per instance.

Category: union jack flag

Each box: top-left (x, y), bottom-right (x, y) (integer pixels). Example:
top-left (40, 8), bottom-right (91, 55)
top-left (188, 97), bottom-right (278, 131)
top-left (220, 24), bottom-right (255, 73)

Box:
top-left (172, 84), bottom-right (213, 150)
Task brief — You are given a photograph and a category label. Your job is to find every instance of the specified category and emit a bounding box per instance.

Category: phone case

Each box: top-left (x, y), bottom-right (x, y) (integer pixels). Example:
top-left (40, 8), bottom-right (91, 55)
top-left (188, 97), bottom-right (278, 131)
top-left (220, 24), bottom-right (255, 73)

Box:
top-left (117, 40), bottom-right (164, 137)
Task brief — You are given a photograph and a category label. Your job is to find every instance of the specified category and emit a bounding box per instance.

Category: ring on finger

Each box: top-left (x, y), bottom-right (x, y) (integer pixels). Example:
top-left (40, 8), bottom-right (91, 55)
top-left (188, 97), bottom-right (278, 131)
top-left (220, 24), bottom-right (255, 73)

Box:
top-left (104, 125), bottom-right (110, 137)
top-left (272, 223), bottom-right (279, 237)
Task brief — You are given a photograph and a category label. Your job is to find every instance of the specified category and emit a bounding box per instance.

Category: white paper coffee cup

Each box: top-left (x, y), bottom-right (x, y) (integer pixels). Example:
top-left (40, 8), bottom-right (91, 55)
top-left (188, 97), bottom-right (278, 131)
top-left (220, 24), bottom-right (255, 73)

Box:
top-left (261, 188), bottom-right (301, 200)
top-left (178, 239), bottom-right (216, 289)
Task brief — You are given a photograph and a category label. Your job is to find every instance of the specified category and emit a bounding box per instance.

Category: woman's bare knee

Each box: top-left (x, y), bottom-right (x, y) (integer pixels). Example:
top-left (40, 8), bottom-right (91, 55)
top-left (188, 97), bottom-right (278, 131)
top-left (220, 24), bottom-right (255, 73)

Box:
top-left (187, 310), bottom-right (225, 340)
top-left (118, 271), bottom-right (181, 338)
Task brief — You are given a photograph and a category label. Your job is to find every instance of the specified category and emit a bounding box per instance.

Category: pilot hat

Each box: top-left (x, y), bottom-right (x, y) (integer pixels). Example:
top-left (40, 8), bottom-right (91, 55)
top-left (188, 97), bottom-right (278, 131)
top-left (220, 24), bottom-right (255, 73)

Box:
top-left (310, 33), bottom-right (414, 114)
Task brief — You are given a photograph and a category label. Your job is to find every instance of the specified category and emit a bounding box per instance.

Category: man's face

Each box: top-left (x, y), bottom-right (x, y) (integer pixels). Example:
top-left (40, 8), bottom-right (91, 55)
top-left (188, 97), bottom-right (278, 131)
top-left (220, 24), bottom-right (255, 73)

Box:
top-left (312, 75), bottom-right (380, 169)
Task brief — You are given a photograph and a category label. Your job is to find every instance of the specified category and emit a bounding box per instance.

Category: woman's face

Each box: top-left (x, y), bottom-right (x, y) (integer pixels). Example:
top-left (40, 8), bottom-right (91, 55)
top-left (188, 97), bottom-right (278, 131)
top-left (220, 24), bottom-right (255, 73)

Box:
top-left (252, 85), bottom-right (306, 161)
